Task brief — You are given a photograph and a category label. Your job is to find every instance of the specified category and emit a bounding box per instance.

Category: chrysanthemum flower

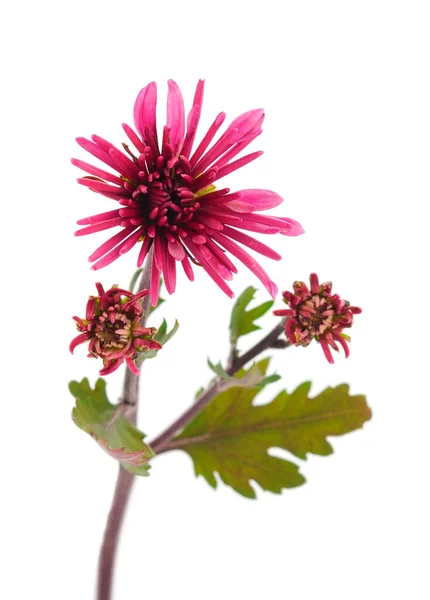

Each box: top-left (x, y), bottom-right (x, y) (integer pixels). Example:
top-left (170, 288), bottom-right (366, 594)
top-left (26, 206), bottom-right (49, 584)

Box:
top-left (72, 80), bottom-right (304, 305)
top-left (70, 283), bottom-right (161, 375)
top-left (274, 273), bottom-right (362, 363)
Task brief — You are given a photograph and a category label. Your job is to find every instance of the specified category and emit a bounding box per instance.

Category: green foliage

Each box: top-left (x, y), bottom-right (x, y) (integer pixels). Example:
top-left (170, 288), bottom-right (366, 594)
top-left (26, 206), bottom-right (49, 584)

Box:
top-left (129, 268), bottom-right (144, 293)
top-left (207, 358), bottom-right (232, 380)
top-left (173, 359), bottom-right (371, 498)
top-left (207, 358), bottom-right (280, 389)
top-left (229, 286), bottom-right (274, 348)
top-left (139, 319), bottom-right (179, 360)
top-left (70, 378), bottom-right (154, 476)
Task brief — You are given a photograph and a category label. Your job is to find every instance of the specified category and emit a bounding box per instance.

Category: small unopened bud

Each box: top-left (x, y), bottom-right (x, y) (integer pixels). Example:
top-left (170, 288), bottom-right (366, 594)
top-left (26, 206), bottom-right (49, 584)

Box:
top-left (274, 273), bottom-right (362, 363)
top-left (70, 283), bottom-right (162, 375)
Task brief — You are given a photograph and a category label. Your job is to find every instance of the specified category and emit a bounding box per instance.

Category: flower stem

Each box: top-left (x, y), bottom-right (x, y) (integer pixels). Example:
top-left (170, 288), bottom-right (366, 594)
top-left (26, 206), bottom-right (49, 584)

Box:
top-left (150, 319), bottom-right (287, 454)
top-left (96, 253), bottom-right (153, 600)
top-left (97, 467), bottom-right (135, 600)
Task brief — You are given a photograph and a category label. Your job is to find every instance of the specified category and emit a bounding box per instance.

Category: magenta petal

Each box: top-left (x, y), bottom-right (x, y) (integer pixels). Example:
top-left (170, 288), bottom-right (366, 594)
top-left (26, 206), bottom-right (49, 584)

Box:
top-left (150, 254), bottom-right (160, 306)
top-left (221, 225), bottom-right (282, 260)
top-left (133, 82), bottom-right (159, 155)
top-left (181, 79), bottom-right (205, 158)
top-left (88, 228), bottom-right (135, 262)
top-left (119, 227), bottom-right (144, 255)
top-left (204, 209), bottom-right (280, 234)
top-left (192, 127), bottom-right (240, 175)
top-left (154, 233), bottom-right (165, 271)
top-left (189, 112), bottom-right (226, 168)
top-left (320, 338), bottom-right (335, 364)
top-left (204, 238), bottom-right (238, 274)
top-left (286, 319), bottom-right (297, 344)
top-left (99, 359), bottom-right (123, 376)
top-left (108, 147), bottom-right (139, 181)
top-left (182, 238), bottom-right (234, 298)
top-left (77, 209), bottom-right (121, 226)
top-left (137, 236), bottom-right (153, 268)
top-left (214, 151), bottom-right (263, 182)
top-left (69, 332), bottom-right (92, 353)
top-left (227, 109), bottom-right (265, 142)
top-left (77, 177), bottom-right (127, 198)
top-left (125, 356), bottom-right (140, 375)
top-left (164, 246), bottom-right (177, 294)
top-left (181, 255), bottom-right (194, 281)
top-left (75, 217), bottom-right (124, 236)
top-left (71, 158), bottom-right (124, 185)
top-left (168, 238), bottom-right (186, 261)
top-left (213, 232), bottom-right (278, 298)
top-left (225, 190), bottom-right (283, 213)
top-left (278, 217), bottom-right (305, 236)
top-left (333, 332), bottom-right (350, 358)
top-left (76, 137), bottom-right (118, 172)
top-left (122, 123), bottom-right (146, 153)
top-left (167, 79), bottom-right (185, 156)
top-left (91, 244), bottom-right (124, 270)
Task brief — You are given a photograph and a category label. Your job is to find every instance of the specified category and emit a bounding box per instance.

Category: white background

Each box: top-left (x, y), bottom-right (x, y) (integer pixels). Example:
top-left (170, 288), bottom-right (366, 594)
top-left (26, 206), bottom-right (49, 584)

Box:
top-left (1, 1), bottom-right (429, 598)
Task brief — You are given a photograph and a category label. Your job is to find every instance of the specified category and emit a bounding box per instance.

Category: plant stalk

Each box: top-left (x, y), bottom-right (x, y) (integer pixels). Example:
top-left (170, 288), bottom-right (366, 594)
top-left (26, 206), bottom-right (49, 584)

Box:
top-left (96, 254), bottom-right (153, 600)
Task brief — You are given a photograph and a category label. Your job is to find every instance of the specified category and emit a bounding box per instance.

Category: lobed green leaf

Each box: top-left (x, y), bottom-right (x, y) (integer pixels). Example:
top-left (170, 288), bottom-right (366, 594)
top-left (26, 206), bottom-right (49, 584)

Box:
top-left (139, 319), bottom-right (179, 360)
top-left (229, 286), bottom-right (274, 348)
top-left (171, 360), bottom-right (371, 498)
top-left (207, 358), bottom-right (232, 380)
top-left (70, 378), bottom-right (154, 476)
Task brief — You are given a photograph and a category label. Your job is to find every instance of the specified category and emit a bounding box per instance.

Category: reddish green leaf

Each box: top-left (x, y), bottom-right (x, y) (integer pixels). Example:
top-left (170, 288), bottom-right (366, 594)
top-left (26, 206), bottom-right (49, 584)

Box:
top-left (70, 378), bottom-right (154, 476)
top-left (171, 359), bottom-right (371, 498)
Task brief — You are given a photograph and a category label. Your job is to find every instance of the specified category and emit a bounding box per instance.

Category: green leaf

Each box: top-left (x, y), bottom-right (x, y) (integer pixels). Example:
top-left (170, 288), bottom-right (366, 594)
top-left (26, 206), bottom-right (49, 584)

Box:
top-left (70, 378), bottom-right (154, 476)
top-left (139, 319), bottom-right (179, 360)
top-left (172, 359), bottom-right (371, 498)
top-left (229, 286), bottom-right (274, 347)
top-left (156, 319), bottom-right (179, 345)
top-left (207, 358), bottom-right (232, 380)
top-left (129, 268), bottom-right (144, 293)
top-left (206, 358), bottom-right (279, 390)
top-left (194, 386), bottom-right (205, 400)
top-left (255, 373), bottom-right (282, 389)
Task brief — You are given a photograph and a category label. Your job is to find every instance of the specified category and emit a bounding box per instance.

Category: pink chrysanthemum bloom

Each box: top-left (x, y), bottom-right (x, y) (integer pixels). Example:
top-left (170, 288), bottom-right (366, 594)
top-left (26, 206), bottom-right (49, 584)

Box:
top-left (70, 283), bottom-right (161, 376)
top-left (72, 80), bottom-right (304, 305)
top-left (273, 273), bottom-right (362, 363)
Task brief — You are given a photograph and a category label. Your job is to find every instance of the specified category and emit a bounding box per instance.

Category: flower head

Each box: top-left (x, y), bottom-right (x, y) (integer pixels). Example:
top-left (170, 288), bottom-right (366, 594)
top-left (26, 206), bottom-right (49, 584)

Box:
top-left (73, 80), bottom-right (304, 305)
top-left (274, 273), bottom-right (362, 363)
top-left (70, 283), bottom-right (161, 375)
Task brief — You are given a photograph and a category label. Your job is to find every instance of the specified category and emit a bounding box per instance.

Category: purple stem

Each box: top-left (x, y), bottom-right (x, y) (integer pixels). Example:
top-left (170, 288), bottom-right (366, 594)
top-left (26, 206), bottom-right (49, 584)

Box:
top-left (96, 271), bottom-right (287, 599)
top-left (96, 253), bottom-right (153, 600)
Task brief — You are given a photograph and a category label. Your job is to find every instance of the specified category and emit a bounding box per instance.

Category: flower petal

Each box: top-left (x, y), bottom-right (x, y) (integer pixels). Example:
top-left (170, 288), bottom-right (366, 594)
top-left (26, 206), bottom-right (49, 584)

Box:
top-left (181, 79), bottom-right (205, 159)
top-left (69, 332), bottom-right (92, 354)
top-left (71, 158), bottom-right (124, 185)
top-left (189, 112), bottom-right (226, 168)
top-left (133, 81), bottom-right (158, 155)
top-left (278, 217), bottom-right (305, 236)
top-left (225, 190), bottom-right (283, 213)
top-left (213, 151), bottom-right (263, 182)
top-left (167, 79), bottom-right (185, 156)
top-left (213, 232), bottom-right (278, 298)
top-left (227, 109), bottom-right (265, 143)
top-left (221, 225), bottom-right (281, 260)
top-left (168, 238), bottom-right (186, 261)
